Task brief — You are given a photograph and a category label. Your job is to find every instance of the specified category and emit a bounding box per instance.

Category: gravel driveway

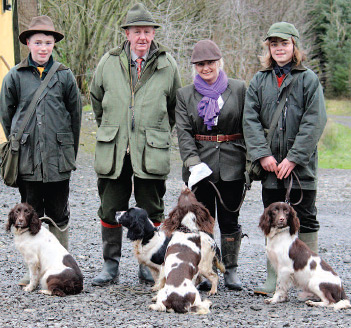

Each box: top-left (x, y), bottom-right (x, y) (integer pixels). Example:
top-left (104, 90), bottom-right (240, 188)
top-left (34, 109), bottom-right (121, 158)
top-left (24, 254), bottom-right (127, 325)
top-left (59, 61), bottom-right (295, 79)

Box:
top-left (1, 124), bottom-right (350, 327)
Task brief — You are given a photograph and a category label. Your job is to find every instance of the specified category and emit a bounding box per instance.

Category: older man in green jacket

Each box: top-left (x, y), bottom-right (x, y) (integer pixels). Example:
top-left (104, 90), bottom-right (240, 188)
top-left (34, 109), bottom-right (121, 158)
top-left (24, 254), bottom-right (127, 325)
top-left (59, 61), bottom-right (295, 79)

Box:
top-left (90, 3), bottom-right (181, 286)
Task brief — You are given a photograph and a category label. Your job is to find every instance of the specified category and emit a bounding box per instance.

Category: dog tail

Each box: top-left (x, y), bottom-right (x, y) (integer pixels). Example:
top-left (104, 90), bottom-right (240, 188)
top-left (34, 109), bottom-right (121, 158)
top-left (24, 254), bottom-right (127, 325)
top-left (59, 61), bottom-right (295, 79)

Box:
top-left (213, 243), bottom-right (225, 273)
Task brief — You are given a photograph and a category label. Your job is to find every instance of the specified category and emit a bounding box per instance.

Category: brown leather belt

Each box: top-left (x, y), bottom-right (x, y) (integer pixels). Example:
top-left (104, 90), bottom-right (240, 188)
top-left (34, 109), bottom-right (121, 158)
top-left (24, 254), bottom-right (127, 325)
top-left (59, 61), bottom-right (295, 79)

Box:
top-left (194, 133), bottom-right (243, 142)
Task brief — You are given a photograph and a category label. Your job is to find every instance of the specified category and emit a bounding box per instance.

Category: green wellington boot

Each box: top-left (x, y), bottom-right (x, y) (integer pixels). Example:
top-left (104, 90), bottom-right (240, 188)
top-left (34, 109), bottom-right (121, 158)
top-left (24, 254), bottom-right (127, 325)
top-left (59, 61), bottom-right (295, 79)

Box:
top-left (299, 232), bottom-right (318, 253)
top-left (49, 224), bottom-right (69, 250)
top-left (92, 225), bottom-right (123, 286)
top-left (254, 258), bottom-right (277, 295)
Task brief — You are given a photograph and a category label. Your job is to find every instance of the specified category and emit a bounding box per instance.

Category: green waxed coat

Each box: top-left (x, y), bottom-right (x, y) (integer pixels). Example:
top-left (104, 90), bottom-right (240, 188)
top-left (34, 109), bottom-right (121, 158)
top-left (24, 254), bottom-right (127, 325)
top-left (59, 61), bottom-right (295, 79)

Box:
top-left (176, 79), bottom-right (247, 183)
top-left (243, 64), bottom-right (327, 190)
top-left (0, 57), bottom-right (82, 182)
top-left (90, 41), bottom-right (181, 180)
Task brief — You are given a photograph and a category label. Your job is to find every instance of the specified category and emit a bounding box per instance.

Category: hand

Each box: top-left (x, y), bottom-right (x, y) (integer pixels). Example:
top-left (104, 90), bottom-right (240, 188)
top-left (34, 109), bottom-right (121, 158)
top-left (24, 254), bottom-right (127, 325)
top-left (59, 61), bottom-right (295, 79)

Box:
top-left (188, 163), bottom-right (212, 190)
top-left (277, 158), bottom-right (296, 180)
top-left (259, 156), bottom-right (278, 176)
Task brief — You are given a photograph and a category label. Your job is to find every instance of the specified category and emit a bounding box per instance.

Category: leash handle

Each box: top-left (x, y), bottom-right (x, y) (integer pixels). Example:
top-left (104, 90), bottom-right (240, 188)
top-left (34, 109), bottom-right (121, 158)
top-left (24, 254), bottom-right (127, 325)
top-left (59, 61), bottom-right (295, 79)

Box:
top-left (39, 216), bottom-right (69, 232)
top-left (285, 170), bottom-right (303, 205)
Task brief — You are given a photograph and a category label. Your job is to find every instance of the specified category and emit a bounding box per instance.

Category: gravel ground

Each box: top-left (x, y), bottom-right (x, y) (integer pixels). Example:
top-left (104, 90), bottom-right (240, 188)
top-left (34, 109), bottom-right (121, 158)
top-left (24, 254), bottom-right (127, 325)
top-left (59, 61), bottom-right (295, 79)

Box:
top-left (1, 114), bottom-right (351, 327)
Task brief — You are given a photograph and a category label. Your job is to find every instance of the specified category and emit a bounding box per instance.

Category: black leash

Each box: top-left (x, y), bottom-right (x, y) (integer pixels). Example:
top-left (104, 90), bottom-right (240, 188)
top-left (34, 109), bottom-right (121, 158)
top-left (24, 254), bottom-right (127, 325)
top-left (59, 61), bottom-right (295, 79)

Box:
top-left (193, 180), bottom-right (249, 213)
top-left (285, 170), bottom-right (303, 205)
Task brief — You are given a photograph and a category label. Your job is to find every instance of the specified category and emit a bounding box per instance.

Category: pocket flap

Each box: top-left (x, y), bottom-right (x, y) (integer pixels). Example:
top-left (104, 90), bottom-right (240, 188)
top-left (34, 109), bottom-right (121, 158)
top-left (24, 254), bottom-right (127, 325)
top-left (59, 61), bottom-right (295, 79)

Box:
top-left (57, 132), bottom-right (74, 145)
top-left (96, 125), bottom-right (119, 142)
top-left (145, 129), bottom-right (170, 149)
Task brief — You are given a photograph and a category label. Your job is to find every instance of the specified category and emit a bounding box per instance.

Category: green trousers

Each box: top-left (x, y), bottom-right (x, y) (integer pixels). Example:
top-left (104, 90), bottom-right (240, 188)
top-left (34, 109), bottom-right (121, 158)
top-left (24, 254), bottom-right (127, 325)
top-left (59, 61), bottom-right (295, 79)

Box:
top-left (97, 154), bottom-right (166, 225)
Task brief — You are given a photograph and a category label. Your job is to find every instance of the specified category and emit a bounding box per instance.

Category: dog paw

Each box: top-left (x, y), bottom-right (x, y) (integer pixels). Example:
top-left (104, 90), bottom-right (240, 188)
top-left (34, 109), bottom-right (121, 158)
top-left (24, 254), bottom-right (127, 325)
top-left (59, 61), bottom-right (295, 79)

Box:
top-left (264, 298), bottom-right (275, 304)
top-left (39, 289), bottom-right (52, 295)
top-left (149, 303), bottom-right (166, 312)
top-left (208, 288), bottom-right (217, 296)
top-left (23, 285), bottom-right (34, 292)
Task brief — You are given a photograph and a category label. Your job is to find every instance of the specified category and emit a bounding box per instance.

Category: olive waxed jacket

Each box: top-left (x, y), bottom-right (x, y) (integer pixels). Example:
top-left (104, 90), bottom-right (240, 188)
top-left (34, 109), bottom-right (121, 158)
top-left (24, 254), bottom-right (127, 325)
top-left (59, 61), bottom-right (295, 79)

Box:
top-left (243, 64), bottom-right (327, 190)
top-left (90, 41), bottom-right (181, 180)
top-left (0, 56), bottom-right (82, 182)
top-left (176, 78), bottom-right (247, 183)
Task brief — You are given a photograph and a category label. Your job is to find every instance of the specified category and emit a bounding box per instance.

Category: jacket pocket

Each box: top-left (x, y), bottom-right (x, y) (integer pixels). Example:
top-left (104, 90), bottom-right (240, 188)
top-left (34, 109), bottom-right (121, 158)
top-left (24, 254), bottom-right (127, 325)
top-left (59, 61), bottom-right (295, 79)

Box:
top-left (143, 128), bottom-right (170, 175)
top-left (57, 132), bottom-right (76, 173)
top-left (94, 125), bottom-right (119, 175)
top-left (19, 133), bottom-right (34, 175)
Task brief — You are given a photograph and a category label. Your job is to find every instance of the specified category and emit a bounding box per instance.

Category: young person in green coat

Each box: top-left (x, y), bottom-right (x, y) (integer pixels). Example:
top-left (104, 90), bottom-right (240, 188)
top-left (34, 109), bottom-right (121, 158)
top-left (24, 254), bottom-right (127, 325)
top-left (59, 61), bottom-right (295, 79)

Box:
top-left (90, 3), bottom-right (181, 286)
top-left (0, 16), bottom-right (82, 285)
top-left (243, 22), bottom-right (327, 295)
top-left (175, 40), bottom-right (247, 290)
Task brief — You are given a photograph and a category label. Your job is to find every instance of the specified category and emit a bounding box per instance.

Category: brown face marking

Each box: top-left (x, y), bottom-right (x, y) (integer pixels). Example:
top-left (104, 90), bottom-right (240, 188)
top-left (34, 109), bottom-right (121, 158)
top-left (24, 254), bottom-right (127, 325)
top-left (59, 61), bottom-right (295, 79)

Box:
top-left (319, 282), bottom-right (344, 303)
top-left (163, 292), bottom-right (196, 313)
top-left (289, 239), bottom-right (314, 271)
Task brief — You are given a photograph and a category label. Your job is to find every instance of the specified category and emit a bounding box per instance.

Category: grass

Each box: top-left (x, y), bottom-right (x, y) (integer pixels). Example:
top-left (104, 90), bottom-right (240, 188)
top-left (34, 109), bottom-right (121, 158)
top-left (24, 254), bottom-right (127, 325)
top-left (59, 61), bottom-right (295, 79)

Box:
top-left (318, 119), bottom-right (351, 169)
top-left (325, 99), bottom-right (351, 116)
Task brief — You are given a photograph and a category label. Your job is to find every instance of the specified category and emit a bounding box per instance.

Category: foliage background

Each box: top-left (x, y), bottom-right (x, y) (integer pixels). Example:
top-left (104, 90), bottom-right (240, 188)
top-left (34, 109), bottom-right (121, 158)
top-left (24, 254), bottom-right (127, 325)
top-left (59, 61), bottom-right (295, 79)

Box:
top-left (37, 0), bottom-right (351, 99)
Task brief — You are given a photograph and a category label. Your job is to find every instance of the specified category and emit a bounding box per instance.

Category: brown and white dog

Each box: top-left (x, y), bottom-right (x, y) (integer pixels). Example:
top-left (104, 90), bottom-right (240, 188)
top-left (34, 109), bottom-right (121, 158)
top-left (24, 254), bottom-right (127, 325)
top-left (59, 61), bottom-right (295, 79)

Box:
top-left (116, 191), bottom-right (224, 294)
top-left (149, 188), bottom-right (217, 314)
top-left (259, 202), bottom-right (350, 310)
top-left (6, 203), bottom-right (83, 296)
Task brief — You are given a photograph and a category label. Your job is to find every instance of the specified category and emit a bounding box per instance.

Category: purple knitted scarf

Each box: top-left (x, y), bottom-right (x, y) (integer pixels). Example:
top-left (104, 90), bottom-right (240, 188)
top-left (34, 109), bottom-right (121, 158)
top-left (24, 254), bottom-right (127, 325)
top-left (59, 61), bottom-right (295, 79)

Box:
top-left (194, 69), bottom-right (228, 130)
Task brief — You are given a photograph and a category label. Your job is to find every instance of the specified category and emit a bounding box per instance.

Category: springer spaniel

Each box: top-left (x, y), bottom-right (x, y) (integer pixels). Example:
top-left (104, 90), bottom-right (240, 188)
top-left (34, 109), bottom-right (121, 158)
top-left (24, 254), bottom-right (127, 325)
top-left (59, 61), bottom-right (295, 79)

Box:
top-left (6, 203), bottom-right (83, 296)
top-left (259, 202), bottom-right (350, 310)
top-left (150, 211), bottom-right (212, 314)
top-left (116, 206), bottom-right (224, 294)
top-left (149, 187), bottom-right (219, 314)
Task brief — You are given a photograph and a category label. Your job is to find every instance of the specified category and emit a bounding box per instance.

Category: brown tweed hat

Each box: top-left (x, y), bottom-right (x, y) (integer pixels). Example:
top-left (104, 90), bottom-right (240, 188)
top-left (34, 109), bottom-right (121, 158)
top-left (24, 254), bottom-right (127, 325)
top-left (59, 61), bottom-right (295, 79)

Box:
top-left (19, 15), bottom-right (64, 45)
top-left (121, 3), bottom-right (161, 29)
top-left (191, 40), bottom-right (222, 64)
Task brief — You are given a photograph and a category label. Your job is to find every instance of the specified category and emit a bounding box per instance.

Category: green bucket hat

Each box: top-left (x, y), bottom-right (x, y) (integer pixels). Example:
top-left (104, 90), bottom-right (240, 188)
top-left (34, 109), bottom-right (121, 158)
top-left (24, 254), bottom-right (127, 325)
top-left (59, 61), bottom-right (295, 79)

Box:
top-left (265, 22), bottom-right (299, 41)
top-left (121, 3), bottom-right (161, 29)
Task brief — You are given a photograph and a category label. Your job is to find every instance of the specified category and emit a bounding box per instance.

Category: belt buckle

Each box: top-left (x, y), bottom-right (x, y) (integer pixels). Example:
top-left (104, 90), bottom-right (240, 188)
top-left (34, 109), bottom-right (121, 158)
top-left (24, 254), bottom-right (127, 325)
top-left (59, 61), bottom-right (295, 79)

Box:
top-left (216, 134), bottom-right (224, 142)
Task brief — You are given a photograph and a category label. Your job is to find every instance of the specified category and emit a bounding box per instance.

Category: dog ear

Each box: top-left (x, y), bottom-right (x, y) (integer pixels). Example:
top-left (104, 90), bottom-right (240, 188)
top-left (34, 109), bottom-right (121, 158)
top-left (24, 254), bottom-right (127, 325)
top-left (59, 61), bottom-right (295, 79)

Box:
top-left (6, 207), bottom-right (16, 232)
top-left (193, 203), bottom-right (214, 234)
top-left (162, 208), bottom-right (182, 237)
top-left (259, 206), bottom-right (272, 235)
top-left (288, 205), bottom-right (300, 235)
top-left (29, 209), bottom-right (41, 235)
top-left (126, 214), bottom-right (144, 241)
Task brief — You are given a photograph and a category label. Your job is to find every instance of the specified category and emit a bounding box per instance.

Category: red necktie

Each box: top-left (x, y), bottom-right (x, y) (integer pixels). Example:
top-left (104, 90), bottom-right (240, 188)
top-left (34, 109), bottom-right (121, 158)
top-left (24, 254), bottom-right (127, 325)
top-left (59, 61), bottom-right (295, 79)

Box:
top-left (136, 58), bottom-right (143, 79)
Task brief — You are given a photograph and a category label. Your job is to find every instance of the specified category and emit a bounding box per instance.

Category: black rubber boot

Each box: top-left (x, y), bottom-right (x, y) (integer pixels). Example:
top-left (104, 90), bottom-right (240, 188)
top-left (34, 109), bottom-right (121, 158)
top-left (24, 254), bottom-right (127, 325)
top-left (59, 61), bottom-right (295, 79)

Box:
top-left (92, 225), bottom-right (122, 286)
top-left (221, 230), bottom-right (242, 290)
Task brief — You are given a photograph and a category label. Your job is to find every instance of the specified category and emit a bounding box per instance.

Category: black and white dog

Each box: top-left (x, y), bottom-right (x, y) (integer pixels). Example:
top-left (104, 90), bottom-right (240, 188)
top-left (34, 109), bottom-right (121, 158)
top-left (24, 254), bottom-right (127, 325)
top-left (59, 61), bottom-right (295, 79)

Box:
top-left (116, 206), bottom-right (224, 294)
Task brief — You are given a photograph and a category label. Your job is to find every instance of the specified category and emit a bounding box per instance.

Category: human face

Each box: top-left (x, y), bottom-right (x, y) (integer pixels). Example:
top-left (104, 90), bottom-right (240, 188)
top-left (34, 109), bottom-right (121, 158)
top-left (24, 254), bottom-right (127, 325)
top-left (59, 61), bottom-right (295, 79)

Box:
top-left (125, 26), bottom-right (155, 57)
top-left (195, 60), bottom-right (220, 85)
top-left (269, 37), bottom-right (294, 67)
top-left (27, 33), bottom-right (55, 65)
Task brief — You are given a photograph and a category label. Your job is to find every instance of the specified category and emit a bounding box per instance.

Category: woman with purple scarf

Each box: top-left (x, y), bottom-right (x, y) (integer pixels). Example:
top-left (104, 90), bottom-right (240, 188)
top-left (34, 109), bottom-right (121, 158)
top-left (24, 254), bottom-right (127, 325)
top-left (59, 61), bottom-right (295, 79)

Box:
top-left (175, 40), bottom-right (247, 291)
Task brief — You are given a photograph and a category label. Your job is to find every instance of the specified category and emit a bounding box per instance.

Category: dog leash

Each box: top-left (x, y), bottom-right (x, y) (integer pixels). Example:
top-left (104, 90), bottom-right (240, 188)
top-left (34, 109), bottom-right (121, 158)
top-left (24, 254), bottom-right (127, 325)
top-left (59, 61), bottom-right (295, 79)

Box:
top-left (39, 216), bottom-right (69, 232)
top-left (193, 180), bottom-right (248, 213)
top-left (285, 170), bottom-right (303, 206)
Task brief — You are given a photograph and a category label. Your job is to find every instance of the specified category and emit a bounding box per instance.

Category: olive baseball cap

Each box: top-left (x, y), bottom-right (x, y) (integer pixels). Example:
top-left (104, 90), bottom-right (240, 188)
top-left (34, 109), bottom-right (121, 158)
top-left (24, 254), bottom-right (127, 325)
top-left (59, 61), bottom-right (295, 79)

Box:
top-left (191, 40), bottom-right (222, 64)
top-left (121, 3), bottom-right (161, 29)
top-left (265, 22), bottom-right (299, 41)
